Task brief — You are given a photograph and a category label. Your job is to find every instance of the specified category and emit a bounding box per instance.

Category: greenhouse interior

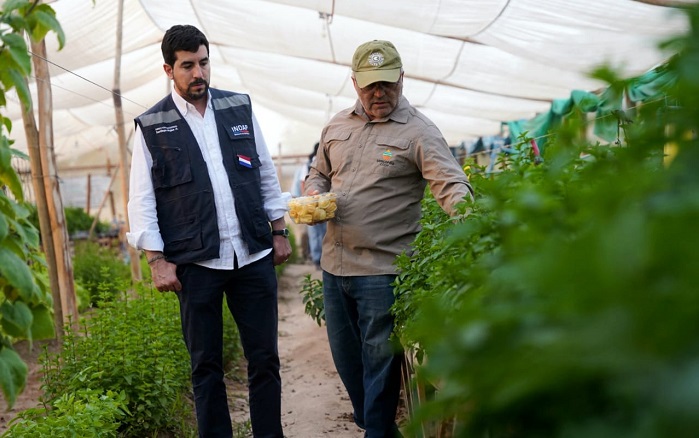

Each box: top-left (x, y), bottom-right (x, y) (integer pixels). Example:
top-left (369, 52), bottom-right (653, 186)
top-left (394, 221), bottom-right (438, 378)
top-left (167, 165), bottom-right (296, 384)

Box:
top-left (1, 0), bottom-right (698, 437)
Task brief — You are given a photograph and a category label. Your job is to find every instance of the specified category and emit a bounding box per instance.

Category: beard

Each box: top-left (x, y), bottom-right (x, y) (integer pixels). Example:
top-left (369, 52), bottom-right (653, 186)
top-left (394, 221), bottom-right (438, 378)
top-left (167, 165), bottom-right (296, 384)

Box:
top-left (185, 79), bottom-right (209, 101)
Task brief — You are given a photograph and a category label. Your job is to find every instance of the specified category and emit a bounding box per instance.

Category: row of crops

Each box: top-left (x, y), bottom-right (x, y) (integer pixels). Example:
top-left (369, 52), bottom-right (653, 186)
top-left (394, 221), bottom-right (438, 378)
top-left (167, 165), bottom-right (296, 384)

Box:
top-left (390, 8), bottom-right (699, 437)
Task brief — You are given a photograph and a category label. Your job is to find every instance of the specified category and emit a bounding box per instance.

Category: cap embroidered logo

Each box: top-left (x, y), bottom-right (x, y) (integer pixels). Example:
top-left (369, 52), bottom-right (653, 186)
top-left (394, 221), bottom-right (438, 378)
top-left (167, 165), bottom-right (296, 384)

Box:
top-left (368, 52), bottom-right (384, 67)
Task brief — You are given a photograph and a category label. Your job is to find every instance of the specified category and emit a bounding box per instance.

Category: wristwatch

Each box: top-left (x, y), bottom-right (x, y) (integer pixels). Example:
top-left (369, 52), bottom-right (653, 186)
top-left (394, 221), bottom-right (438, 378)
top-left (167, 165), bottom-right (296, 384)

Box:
top-left (272, 228), bottom-right (289, 237)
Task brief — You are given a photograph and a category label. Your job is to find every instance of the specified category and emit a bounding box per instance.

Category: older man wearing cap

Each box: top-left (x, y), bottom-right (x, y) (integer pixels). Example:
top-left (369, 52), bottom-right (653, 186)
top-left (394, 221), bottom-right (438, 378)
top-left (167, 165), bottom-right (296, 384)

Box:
top-left (304, 40), bottom-right (473, 437)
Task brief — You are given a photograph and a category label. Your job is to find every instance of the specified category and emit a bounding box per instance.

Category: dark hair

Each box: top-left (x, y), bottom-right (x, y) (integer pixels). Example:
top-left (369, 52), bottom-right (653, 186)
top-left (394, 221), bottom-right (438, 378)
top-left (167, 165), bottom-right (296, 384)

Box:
top-left (161, 25), bottom-right (209, 66)
top-left (308, 142), bottom-right (320, 165)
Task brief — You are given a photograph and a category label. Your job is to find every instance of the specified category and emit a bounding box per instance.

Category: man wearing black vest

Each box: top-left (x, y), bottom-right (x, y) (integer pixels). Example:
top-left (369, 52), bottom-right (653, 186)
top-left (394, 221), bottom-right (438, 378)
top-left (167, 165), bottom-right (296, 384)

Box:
top-left (127, 25), bottom-right (291, 438)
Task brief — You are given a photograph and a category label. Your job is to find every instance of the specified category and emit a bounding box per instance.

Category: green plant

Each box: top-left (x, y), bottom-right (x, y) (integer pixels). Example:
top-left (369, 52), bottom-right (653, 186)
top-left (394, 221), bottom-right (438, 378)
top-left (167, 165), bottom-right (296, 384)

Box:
top-left (0, 1), bottom-right (63, 408)
top-left (1, 389), bottom-right (128, 437)
top-left (26, 205), bottom-right (111, 237)
top-left (299, 274), bottom-right (324, 326)
top-left (39, 280), bottom-right (196, 437)
top-left (393, 7), bottom-right (699, 437)
top-left (71, 240), bottom-right (130, 306)
top-left (233, 419), bottom-right (252, 437)
top-left (62, 206), bottom-right (109, 236)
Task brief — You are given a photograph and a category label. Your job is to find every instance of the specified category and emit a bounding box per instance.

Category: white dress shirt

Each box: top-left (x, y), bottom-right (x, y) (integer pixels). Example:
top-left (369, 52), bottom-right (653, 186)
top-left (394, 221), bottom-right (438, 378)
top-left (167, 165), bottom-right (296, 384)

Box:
top-left (127, 90), bottom-right (290, 269)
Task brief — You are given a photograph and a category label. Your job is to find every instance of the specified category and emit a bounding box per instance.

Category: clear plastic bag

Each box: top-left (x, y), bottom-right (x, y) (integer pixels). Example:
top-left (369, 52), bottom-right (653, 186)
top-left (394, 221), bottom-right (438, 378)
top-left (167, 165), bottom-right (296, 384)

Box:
top-left (288, 192), bottom-right (337, 225)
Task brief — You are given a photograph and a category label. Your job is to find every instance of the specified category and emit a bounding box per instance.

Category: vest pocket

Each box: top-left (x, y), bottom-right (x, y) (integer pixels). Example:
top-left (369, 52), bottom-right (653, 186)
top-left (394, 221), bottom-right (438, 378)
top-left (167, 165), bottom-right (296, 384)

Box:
top-left (151, 145), bottom-right (193, 188)
top-left (161, 213), bottom-right (203, 254)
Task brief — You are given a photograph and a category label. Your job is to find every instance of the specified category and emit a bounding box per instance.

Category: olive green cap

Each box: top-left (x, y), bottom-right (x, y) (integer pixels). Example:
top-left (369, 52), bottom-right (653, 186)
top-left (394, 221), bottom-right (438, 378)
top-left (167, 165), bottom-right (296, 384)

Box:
top-left (351, 40), bottom-right (402, 88)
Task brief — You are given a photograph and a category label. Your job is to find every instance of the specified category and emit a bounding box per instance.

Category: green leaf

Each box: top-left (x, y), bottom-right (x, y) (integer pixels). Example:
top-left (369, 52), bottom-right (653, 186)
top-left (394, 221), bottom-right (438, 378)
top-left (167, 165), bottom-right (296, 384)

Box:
top-left (0, 166), bottom-right (25, 201)
top-left (0, 32), bottom-right (31, 75)
top-left (0, 194), bottom-right (16, 218)
top-left (10, 147), bottom-right (29, 160)
top-left (17, 218), bottom-right (39, 248)
top-left (0, 213), bottom-right (8, 241)
top-left (0, 300), bottom-right (33, 338)
top-left (0, 137), bottom-right (11, 170)
top-left (0, 247), bottom-right (35, 298)
top-left (0, 346), bottom-right (28, 409)
top-left (0, 234), bottom-right (31, 264)
top-left (29, 304), bottom-right (54, 340)
top-left (6, 67), bottom-right (31, 107)
top-left (10, 199), bottom-right (30, 220)
top-left (3, 0), bottom-right (31, 13)
top-left (0, 198), bottom-right (37, 247)
top-left (30, 7), bottom-right (65, 49)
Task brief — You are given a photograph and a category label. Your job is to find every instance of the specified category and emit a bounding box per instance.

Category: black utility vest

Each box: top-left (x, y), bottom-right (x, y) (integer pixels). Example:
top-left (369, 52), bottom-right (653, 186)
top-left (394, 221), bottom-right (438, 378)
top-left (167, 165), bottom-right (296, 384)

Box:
top-left (135, 89), bottom-right (273, 265)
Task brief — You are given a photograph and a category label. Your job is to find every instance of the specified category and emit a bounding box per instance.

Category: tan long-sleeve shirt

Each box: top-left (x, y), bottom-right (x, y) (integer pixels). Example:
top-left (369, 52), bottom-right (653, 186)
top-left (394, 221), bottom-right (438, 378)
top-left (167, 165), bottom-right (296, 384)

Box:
top-left (305, 96), bottom-right (473, 276)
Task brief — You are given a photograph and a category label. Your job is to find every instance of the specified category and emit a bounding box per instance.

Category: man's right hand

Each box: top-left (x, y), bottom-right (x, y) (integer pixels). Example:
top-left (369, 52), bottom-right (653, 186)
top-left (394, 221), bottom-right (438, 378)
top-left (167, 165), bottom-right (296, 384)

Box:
top-left (149, 256), bottom-right (182, 293)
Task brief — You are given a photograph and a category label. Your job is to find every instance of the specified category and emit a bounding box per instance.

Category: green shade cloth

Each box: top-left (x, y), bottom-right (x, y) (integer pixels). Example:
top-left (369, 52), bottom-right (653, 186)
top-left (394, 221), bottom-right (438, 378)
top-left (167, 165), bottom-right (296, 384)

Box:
top-left (507, 64), bottom-right (677, 153)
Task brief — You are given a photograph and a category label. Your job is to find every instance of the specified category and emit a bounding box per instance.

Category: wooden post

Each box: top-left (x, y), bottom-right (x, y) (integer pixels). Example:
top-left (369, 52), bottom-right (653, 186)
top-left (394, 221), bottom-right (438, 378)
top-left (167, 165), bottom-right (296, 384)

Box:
top-left (19, 79), bottom-right (64, 338)
top-left (89, 171), bottom-right (119, 239)
top-left (30, 37), bottom-right (79, 330)
top-left (109, 190), bottom-right (116, 219)
top-left (113, 0), bottom-right (142, 282)
top-left (86, 173), bottom-right (92, 214)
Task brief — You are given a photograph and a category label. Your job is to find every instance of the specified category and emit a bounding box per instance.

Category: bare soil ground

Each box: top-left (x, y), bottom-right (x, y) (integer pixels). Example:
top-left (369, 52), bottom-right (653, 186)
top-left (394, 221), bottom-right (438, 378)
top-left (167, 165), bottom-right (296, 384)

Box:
top-left (229, 262), bottom-right (364, 437)
top-left (0, 262), bottom-right (364, 437)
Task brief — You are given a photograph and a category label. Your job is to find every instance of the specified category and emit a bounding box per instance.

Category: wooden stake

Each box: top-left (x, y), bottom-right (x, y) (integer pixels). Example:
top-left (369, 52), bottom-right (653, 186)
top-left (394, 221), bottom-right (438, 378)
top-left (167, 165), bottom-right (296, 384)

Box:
top-left (86, 173), bottom-right (92, 214)
top-left (30, 37), bottom-right (79, 330)
top-left (114, 0), bottom-right (142, 282)
top-left (19, 78), bottom-right (63, 339)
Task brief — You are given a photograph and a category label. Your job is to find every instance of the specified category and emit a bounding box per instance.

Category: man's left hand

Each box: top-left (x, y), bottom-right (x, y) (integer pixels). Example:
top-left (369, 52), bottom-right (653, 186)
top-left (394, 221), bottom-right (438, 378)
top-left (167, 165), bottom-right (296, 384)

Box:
top-left (272, 234), bottom-right (292, 266)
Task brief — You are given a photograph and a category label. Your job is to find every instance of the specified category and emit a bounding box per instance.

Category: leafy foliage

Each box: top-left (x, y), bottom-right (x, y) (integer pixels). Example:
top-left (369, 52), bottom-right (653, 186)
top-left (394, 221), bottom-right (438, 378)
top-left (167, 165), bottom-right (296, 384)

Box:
top-left (39, 280), bottom-right (196, 437)
top-left (393, 6), bottom-right (699, 437)
top-left (2, 389), bottom-right (128, 437)
top-left (0, 0), bottom-right (64, 409)
top-left (71, 240), bottom-right (130, 307)
top-left (63, 206), bottom-right (110, 236)
top-left (27, 205), bottom-right (111, 237)
top-left (299, 274), bottom-right (325, 326)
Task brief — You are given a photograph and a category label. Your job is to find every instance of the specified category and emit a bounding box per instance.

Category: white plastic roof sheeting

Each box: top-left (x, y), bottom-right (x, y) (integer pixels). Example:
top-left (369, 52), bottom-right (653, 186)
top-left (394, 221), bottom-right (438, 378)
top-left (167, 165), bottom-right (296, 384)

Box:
top-left (4, 0), bottom-right (689, 163)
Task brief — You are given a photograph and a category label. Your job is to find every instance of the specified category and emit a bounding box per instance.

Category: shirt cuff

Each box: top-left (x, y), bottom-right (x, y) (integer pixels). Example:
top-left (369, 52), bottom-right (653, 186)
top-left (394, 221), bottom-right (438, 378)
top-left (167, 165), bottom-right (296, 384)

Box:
top-left (126, 230), bottom-right (164, 252)
top-left (265, 191), bottom-right (292, 220)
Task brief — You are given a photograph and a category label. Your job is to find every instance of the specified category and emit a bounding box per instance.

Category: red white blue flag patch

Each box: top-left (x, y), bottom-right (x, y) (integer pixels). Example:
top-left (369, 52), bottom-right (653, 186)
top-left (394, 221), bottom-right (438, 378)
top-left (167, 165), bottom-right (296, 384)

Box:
top-left (238, 155), bottom-right (253, 168)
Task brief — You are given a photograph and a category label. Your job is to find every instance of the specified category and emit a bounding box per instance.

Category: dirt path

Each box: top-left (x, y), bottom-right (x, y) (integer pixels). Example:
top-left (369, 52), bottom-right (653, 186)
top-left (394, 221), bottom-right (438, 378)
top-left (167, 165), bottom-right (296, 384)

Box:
top-left (227, 264), bottom-right (364, 438)
top-left (228, 262), bottom-right (364, 437)
top-left (276, 263), bottom-right (363, 437)
top-left (0, 262), bottom-right (363, 437)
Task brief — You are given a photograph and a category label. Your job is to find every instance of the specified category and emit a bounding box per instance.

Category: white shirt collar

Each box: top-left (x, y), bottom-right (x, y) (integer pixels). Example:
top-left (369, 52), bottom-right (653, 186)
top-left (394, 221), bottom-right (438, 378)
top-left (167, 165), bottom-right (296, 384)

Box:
top-left (171, 89), bottom-right (212, 117)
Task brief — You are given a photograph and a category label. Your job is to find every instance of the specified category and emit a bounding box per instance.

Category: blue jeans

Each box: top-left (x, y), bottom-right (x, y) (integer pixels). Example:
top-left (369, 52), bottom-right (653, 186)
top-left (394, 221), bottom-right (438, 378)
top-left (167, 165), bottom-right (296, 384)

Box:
top-left (176, 254), bottom-right (282, 438)
top-left (322, 272), bottom-right (403, 438)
